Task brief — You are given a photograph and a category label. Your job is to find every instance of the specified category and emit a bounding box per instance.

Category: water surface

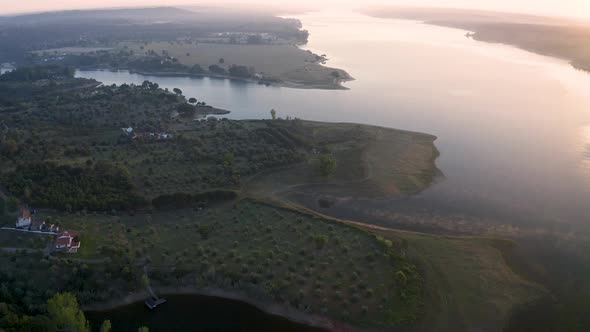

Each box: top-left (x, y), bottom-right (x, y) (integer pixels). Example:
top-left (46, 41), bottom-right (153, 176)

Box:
top-left (86, 294), bottom-right (328, 332)
top-left (76, 11), bottom-right (590, 232)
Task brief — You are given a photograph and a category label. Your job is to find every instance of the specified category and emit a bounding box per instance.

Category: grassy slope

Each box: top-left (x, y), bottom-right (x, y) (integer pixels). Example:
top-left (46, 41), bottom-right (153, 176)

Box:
top-left (247, 121), bottom-right (440, 199)
top-left (33, 199), bottom-right (423, 328)
top-left (1, 201), bottom-right (544, 331)
top-left (388, 232), bottom-right (545, 332)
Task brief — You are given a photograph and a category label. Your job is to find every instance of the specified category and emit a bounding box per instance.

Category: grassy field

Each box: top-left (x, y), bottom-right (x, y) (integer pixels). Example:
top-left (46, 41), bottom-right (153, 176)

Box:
top-left (124, 42), bottom-right (316, 75)
top-left (378, 231), bottom-right (545, 332)
top-left (122, 41), bottom-right (351, 88)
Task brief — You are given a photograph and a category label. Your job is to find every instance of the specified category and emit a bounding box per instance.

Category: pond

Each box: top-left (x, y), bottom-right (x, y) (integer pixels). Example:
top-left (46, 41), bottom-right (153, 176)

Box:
top-left (86, 294), bottom-right (329, 332)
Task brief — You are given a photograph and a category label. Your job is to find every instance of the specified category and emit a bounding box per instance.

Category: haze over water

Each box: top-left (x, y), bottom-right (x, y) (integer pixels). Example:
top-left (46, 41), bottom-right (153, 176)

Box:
top-left (77, 11), bottom-right (590, 231)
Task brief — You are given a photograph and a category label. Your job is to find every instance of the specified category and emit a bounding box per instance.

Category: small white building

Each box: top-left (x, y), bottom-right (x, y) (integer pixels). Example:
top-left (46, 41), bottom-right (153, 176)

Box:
top-left (16, 209), bottom-right (32, 229)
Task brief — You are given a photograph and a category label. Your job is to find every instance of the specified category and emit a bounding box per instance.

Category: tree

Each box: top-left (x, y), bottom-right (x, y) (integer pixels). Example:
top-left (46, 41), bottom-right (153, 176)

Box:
top-left (177, 104), bottom-right (196, 117)
top-left (228, 65), bottom-right (251, 78)
top-left (247, 35), bottom-right (263, 44)
top-left (209, 65), bottom-right (226, 75)
top-left (0, 197), bottom-right (4, 215)
top-left (0, 139), bottom-right (18, 156)
top-left (46, 293), bottom-right (90, 332)
top-left (395, 270), bottom-right (408, 286)
top-left (188, 98), bottom-right (197, 104)
top-left (6, 197), bottom-right (18, 213)
top-left (141, 274), bottom-right (150, 289)
top-left (223, 152), bottom-right (235, 171)
top-left (318, 155), bottom-right (336, 177)
top-left (99, 320), bottom-right (112, 332)
top-left (190, 64), bottom-right (204, 74)
top-left (219, 58), bottom-right (225, 64)
top-left (172, 88), bottom-right (182, 96)
top-left (314, 235), bottom-right (328, 249)
top-left (270, 109), bottom-right (277, 120)
top-left (198, 224), bottom-right (211, 240)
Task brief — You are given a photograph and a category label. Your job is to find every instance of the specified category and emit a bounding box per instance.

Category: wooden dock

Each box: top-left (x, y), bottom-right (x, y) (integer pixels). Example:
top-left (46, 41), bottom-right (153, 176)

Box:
top-left (143, 266), bottom-right (167, 310)
top-left (144, 282), bottom-right (167, 310)
top-left (145, 296), bottom-right (167, 310)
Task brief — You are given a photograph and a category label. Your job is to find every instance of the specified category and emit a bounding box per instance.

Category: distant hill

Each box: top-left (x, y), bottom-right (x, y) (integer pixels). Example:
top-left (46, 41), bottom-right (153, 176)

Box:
top-left (365, 6), bottom-right (590, 72)
top-left (0, 7), bottom-right (198, 25)
top-left (0, 6), bottom-right (305, 63)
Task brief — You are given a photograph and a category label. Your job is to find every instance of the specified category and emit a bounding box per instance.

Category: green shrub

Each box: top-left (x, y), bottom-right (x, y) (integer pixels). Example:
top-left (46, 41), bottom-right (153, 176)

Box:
top-left (314, 235), bottom-right (328, 250)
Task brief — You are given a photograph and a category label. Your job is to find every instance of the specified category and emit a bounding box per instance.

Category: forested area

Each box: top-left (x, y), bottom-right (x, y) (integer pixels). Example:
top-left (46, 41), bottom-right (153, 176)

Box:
top-left (0, 66), bottom-right (316, 211)
top-left (2, 162), bottom-right (145, 211)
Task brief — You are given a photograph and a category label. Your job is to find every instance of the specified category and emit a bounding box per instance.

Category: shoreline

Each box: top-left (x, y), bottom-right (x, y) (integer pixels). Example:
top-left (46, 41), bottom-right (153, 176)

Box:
top-left (82, 286), bottom-right (357, 332)
top-left (364, 10), bottom-right (590, 75)
top-left (77, 67), bottom-right (354, 90)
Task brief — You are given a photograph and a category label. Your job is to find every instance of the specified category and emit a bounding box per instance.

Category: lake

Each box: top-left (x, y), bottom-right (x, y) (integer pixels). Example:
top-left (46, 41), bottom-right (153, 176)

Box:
top-left (86, 294), bottom-right (329, 332)
top-left (76, 11), bottom-right (590, 232)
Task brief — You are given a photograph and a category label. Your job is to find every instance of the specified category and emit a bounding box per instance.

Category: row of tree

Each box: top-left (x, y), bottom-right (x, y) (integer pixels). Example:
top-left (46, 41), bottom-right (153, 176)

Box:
top-left (0, 65), bottom-right (75, 82)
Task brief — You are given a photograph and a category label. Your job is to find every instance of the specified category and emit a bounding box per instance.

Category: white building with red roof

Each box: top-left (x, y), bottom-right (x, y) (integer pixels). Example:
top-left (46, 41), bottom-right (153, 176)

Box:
top-left (55, 231), bottom-right (81, 253)
top-left (16, 209), bottom-right (32, 229)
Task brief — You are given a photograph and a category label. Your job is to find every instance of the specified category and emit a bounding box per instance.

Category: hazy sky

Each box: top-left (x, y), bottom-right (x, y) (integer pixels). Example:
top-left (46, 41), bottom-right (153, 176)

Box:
top-left (1, 0), bottom-right (589, 19)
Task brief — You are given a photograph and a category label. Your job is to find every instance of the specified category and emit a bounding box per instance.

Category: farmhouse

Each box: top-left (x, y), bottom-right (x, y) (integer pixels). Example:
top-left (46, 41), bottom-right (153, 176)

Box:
top-left (16, 209), bottom-right (32, 229)
top-left (54, 231), bottom-right (81, 253)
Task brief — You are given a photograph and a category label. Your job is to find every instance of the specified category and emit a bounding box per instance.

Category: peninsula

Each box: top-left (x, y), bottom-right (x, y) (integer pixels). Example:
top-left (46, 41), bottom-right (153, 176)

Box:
top-left (0, 65), bottom-right (543, 332)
